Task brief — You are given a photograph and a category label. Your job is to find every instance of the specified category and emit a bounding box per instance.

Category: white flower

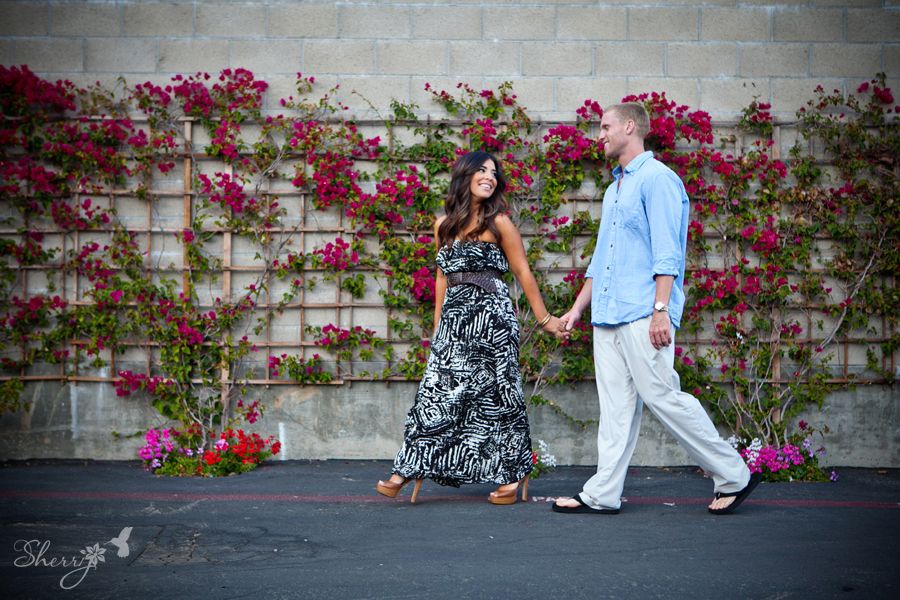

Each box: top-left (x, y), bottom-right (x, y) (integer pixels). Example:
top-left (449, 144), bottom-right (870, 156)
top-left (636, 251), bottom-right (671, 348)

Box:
top-left (537, 439), bottom-right (557, 468)
top-left (80, 543), bottom-right (106, 568)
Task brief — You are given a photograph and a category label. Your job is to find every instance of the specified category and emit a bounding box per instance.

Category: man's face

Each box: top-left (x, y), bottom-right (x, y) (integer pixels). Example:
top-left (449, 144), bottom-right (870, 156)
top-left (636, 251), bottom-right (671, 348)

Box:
top-left (598, 110), bottom-right (629, 161)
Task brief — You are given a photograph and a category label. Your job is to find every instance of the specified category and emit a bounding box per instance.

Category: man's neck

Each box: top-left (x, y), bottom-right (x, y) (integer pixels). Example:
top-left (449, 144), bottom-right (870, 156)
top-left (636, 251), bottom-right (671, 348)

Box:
top-left (616, 144), bottom-right (646, 170)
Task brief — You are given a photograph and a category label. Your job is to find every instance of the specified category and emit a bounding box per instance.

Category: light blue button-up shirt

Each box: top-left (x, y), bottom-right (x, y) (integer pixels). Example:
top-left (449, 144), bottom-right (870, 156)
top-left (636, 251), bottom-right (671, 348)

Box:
top-left (585, 151), bottom-right (688, 328)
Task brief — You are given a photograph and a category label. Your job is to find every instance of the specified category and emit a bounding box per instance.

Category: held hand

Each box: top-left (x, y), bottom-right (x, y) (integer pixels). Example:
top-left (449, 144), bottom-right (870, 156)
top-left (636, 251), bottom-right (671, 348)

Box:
top-left (542, 315), bottom-right (569, 340)
top-left (649, 311), bottom-right (671, 350)
top-left (558, 308), bottom-right (582, 332)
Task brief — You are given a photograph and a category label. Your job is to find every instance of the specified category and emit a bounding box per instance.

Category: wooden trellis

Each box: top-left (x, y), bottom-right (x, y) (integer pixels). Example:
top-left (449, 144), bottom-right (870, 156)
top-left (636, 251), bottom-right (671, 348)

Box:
top-left (1, 119), bottom-right (895, 391)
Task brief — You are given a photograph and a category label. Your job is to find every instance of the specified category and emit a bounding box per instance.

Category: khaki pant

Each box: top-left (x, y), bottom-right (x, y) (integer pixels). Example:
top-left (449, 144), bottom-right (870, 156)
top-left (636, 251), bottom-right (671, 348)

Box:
top-left (579, 316), bottom-right (750, 510)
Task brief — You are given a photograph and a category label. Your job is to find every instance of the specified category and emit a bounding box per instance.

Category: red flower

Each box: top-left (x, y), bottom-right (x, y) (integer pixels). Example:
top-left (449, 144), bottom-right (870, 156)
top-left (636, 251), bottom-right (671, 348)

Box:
top-left (203, 450), bottom-right (221, 465)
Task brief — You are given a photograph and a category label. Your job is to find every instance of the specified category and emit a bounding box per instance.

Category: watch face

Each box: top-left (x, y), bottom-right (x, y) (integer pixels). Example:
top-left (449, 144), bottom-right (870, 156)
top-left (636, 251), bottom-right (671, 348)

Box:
top-left (654, 302), bottom-right (667, 312)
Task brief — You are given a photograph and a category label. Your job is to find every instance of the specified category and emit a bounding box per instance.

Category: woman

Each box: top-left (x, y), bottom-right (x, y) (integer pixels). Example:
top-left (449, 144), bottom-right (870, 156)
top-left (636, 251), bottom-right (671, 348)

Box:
top-left (376, 151), bottom-right (565, 505)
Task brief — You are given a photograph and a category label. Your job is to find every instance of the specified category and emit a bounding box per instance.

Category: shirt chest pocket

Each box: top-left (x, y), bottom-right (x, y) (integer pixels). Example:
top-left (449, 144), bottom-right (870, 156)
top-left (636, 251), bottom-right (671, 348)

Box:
top-left (621, 201), bottom-right (648, 233)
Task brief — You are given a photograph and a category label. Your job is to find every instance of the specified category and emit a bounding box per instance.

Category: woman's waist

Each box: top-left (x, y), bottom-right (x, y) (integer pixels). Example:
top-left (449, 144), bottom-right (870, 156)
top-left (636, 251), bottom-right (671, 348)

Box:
top-left (445, 268), bottom-right (505, 294)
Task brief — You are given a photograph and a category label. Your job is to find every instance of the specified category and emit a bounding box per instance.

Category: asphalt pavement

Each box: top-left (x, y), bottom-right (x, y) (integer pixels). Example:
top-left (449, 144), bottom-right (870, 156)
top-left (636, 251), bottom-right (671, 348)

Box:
top-left (1, 459), bottom-right (898, 600)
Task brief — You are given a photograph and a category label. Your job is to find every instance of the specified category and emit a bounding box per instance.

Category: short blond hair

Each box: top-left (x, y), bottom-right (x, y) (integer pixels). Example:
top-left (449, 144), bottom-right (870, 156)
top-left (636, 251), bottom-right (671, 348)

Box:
top-left (607, 103), bottom-right (650, 139)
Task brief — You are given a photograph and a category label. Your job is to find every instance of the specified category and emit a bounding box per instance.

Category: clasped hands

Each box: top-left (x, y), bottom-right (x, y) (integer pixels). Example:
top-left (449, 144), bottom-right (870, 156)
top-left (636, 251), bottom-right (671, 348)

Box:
top-left (541, 315), bottom-right (571, 340)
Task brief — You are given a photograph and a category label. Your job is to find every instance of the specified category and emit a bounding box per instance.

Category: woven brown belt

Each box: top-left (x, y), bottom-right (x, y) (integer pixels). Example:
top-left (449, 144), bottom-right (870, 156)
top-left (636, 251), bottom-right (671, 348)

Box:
top-left (446, 269), bottom-right (505, 294)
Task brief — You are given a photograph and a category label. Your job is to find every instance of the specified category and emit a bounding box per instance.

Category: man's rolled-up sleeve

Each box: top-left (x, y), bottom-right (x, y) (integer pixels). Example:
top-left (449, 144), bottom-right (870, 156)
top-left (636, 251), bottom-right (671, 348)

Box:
top-left (646, 171), bottom-right (686, 279)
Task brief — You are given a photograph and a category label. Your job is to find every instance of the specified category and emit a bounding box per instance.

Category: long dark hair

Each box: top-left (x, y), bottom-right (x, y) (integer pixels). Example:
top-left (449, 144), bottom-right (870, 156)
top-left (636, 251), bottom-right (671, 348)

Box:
top-left (437, 151), bottom-right (508, 249)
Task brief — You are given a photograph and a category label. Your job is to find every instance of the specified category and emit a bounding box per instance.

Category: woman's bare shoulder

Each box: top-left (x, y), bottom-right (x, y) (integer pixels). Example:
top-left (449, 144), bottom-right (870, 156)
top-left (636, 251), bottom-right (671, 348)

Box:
top-left (493, 213), bottom-right (518, 234)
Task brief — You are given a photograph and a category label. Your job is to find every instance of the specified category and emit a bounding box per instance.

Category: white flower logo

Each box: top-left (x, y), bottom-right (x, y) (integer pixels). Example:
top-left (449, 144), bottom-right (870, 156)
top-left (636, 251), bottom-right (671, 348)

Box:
top-left (79, 543), bottom-right (106, 568)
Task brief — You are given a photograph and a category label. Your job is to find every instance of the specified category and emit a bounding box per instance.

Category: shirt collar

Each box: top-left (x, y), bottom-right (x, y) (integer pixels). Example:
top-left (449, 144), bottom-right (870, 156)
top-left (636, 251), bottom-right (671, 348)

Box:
top-left (612, 150), bottom-right (654, 179)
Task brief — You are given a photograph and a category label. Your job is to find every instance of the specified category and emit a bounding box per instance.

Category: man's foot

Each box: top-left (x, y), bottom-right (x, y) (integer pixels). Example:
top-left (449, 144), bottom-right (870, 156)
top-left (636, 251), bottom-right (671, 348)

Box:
top-left (554, 496), bottom-right (582, 509)
top-left (708, 495), bottom-right (735, 511)
top-left (552, 493), bottom-right (620, 514)
top-left (707, 472), bottom-right (763, 515)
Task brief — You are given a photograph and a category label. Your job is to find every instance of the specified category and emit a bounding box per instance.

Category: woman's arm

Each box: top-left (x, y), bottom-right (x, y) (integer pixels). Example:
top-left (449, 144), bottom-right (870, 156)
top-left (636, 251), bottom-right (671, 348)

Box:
top-left (495, 215), bottom-right (563, 335)
top-left (433, 216), bottom-right (447, 334)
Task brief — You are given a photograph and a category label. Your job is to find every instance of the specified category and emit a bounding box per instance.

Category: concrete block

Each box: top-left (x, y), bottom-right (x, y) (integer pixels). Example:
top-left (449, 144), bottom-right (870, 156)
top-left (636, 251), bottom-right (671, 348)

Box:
top-left (556, 77), bottom-right (628, 116)
top-left (340, 4), bottom-right (409, 39)
top-left (642, 0), bottom-right (737, 4)
top-left (304, 40), bottom-right (375, 75)
top-left (701, 7), bottom-right (769, 42)
top-left (450, 41), bottom-right (519, 76)
top-left (124, 2), bottom-right (194, 37)
top-left (628, 77), bottom-right (700, 110)
top-left (15, 39), bottom-right (83, 72)
top-left (523, 43), bottom-right (592, 77)
top-left (811, 44), bottom-right (883, 77)
top-left (887, 77), bottom-right (900, 98)
top-left (409, 76), bottom-right (484, 114)
top-left (811, 0), bottom-right (881, 6)
top-left (86, 38), bottom-right (157, 73)
top-left (0, 39), bottom-right (14, 65)
top-left (557, 6), bottom-right (627, 41)
top-left (596, 42), bottom-right (665, 77)
top-left (262, 73), bottom-right (339, 110)
top-left (740, 0), bottom-right (806, 5)
top-left (0, 1), bottom-right (49, 36)
top-left (772, 77), bottom-right (844, 115)
top-left (700, 78), bottom-right (771, 118)
top-left (230, 40), bottom-right (302, 74)
top-left (629, 7), bottom-right (699, 41)
top-left (886, 45), bottom-right (900, 76)
top-left (774, 8), bottom-right (843, 42)
top-left (196, 2), bottom-right (265, 37)
top-left (378, 41), bottom-right (445, 75)
top-left (158, 39), bottom-right (228, 74)
top-left (483, 6), bottom-right (555, 41)
top-left (484, 77), bottom-right (554, 113)
top-left (668, 43), bottom-right (738, 77)
top-left (740, 43), bottom-right (809, 77)
top-left (848, 10), bottom-right (900, 43)
top-left (268, 3), bottom-right (338, 38)
top-left (334, 75), bottom-right (411, 114)
top-left (412, 5), bottom-right (481, 40)
top-left (51, 2), bottom-right (121, 36)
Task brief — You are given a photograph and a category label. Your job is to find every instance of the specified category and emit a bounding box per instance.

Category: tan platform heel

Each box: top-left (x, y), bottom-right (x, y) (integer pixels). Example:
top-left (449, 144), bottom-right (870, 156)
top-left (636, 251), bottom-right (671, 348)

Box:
top-left (376, 477), bottom-right (424, 503)
top-left (488, 476), bottom-right (529, 505)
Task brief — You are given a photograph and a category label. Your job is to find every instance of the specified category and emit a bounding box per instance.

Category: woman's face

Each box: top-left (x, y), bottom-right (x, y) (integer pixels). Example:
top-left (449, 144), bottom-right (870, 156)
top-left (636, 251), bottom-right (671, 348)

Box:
top-left (468, 158), bottom-right (498, 202)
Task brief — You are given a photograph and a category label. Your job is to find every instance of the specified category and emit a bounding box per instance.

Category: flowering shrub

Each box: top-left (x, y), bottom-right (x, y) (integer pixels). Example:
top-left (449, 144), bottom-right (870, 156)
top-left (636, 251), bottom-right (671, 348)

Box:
top-left (729, 422), bottom-right (835, 483)
top-left (269, 353), bottom-right (333, 384)
top-left (530, 439), bottom-right (558, 479)
top-left (139, 425), bottom-right (280, 477)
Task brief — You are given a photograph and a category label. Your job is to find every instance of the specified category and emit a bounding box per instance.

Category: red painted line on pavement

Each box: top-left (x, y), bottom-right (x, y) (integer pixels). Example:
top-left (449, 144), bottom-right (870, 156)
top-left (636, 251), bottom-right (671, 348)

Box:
top-left (0, 489), bottom-right (897, 509)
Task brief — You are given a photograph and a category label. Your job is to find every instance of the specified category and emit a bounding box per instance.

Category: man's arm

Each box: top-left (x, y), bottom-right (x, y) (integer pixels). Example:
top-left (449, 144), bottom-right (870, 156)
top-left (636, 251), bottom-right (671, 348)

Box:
top-left (649, 275), bottom-right (673, 350)
top-left (559, 277), bottom-right (592, 332)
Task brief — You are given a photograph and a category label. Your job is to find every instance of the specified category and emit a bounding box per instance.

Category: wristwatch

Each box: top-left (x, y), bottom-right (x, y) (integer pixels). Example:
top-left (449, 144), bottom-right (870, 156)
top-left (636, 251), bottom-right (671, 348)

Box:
top-left (653, 301), bottom-right (668, 313)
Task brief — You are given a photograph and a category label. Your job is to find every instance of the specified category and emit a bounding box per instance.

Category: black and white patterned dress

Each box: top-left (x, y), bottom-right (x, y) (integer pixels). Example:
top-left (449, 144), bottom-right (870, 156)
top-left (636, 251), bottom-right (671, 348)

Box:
top-left (392, 240), bottom-right (533, 487)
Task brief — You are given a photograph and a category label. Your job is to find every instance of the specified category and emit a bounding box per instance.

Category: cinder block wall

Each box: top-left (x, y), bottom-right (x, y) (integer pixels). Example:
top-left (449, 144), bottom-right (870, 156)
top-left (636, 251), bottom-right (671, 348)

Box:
top-left (1, 0), bottom-right (898, 121)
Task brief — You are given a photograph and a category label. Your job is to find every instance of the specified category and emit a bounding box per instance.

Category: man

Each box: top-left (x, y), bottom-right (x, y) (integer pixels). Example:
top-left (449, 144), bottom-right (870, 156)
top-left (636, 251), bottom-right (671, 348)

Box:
top-left (552, 103), bottom-right (760, 515)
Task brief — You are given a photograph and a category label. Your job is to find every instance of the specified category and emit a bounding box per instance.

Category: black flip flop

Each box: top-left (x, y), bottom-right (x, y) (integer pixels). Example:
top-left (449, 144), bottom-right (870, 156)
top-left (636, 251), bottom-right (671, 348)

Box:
top-left (551, 493), bottom-right (620, 514)
top-left (708, 472), bottom-right (763, 515)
